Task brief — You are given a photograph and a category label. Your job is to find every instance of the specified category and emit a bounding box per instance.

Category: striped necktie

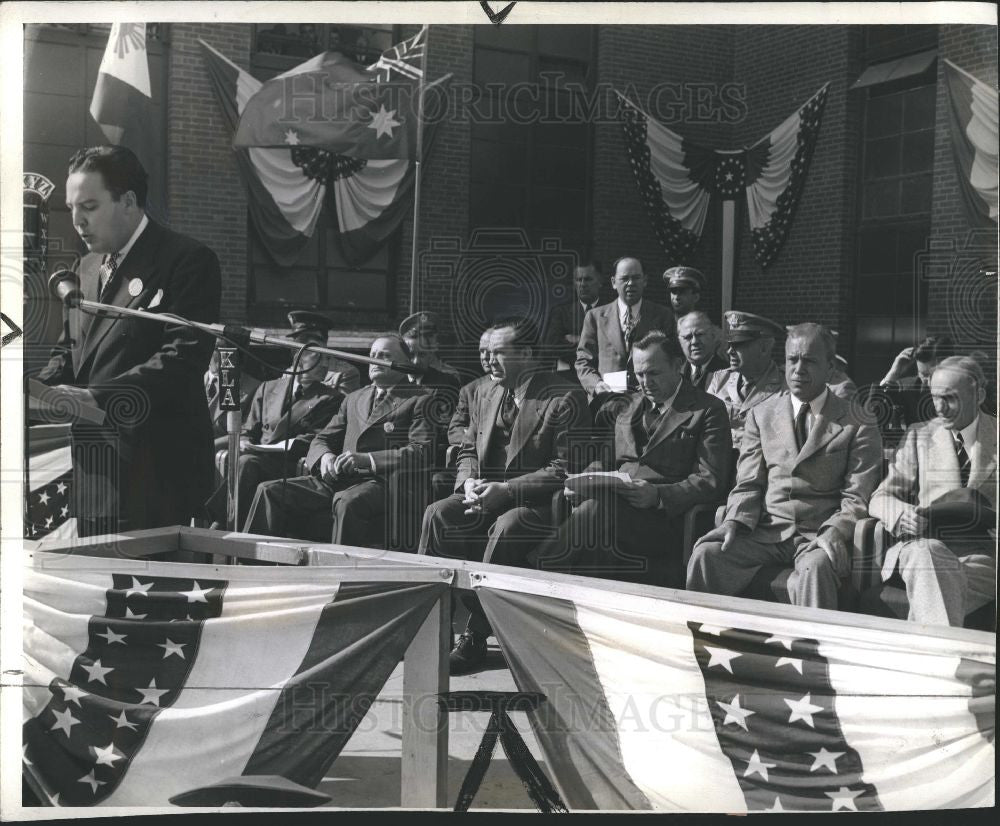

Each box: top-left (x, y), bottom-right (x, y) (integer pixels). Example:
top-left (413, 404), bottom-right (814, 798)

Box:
top-left (623, 305), bottom-right (635, 345)
top-left (953, 431), bottom-right (971, 487)
top-left (98, 252), bottom-right (121, 302)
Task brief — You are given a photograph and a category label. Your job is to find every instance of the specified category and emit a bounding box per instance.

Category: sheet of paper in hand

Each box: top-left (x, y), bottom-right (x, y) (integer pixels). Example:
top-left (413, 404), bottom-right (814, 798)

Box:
top-left (242, 439), bottom-right (296, 453)
top-left (565, 471), bottom-right (632, 496)
top-left (602, 371), bottom-right (628, 393)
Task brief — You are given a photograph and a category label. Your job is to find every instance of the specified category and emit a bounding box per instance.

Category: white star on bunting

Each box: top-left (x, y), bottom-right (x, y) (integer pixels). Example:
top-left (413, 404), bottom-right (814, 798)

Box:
top-left (775, 656), bottom-right (803, 674)
top-left (764, 633), bottom-right (795, 650)
top-left (56, 481), bottom-right (67, 494)
top-left (78, 770), bottom-right (105, 794)
top-left (717, 694), bottom-right (755, 731)
top-left (368, 104), bottom-right (401, 139)
top-left (807, 747), bottom-right (844, 773)
top-left (785, 692), bottom-right (824, 727)
top-left (283, 128), bottom-right (300, 146)
top-left (764, 797), bottom-right (785, 812)
top-left (97, 627), bottom-right (127, 646)
top-left (38, 491), bottom-right (50, 505)
top-left (108, 709), bottom-right (138, 731)
top-left (125, 607), bottom-right (147, 620)
top-left (50, 707), bottom-right (79, 737)
top-left (704, 646), bottom-right (741, 674)
top-left (81, 658), bottom-right (114, 685)
top-left (826, 786), bottom-right (863, 812)
top-left (136, 679), bottom-right (169, 707)
top-left (60, 684), bottom-right (87, 707)
top-left (183, 581), bottom-right (212, 603)
top-left (158, 638), bottom-right (186, 660)
top-left (92, 742), bottom-right (124, 767)
top-left (125, 577), bottom-right (153, 598)
top-left (743, 749), bottom-right (776, 781)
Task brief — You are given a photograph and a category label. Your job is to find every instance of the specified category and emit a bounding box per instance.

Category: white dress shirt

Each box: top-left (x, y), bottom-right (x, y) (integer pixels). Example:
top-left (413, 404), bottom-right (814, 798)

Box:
top-left (790, 387), bottom-right (829, 441)
top-left (115, 213), bottom-right (149, 263)
top-left (617, 297), bottom-right (643, 332)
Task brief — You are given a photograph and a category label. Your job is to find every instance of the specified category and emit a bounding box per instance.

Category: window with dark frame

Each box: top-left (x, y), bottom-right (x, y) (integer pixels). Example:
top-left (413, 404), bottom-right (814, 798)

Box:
top-left (247, 23), bottom-right (400, 328)
top-left (852, 27), bottom-right (938, 386)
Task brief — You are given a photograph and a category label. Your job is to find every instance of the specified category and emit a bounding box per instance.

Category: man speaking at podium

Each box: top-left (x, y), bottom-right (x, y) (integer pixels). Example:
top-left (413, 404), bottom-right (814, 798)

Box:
top-left (36, 146), bottom-right (221, 537)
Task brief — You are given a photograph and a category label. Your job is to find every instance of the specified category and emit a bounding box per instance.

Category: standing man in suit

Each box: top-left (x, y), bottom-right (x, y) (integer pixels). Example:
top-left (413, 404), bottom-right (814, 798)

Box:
top-left (534, 331), bottom-right (732, 586)
top-left (544, 258), bottom-right (602, 372)
top-left (663, 266), bottom-right (706, 320)
top-left (576, 256), bottom-right (675, 428)
top-left (206, 347), bottom-right (261, 449)
top-left (204, 312), bottom-right (344, 529)
top-left (419, 318), bottom-right (589, 672)
top-left (705, 311), bottom-right (786, 450)
top-left (878, 336), bottom-right (950, 427)
top-left (678, 311), bottom-right (727, 390)
top-left (868, 356), bottom-right (997, 626)
top-left (37, 146), bottom-right (221, 536)
top-left (688, 324), bottom-right (883, 609)
top-left (243, 335), bottom-right (433, 546)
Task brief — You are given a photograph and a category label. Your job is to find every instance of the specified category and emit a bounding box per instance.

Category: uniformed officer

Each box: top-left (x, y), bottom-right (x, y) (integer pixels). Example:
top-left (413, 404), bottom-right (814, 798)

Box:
top-left (663, 266), bottom-right (706, 320)
top-left (705, 311), bottom-right (786, 450)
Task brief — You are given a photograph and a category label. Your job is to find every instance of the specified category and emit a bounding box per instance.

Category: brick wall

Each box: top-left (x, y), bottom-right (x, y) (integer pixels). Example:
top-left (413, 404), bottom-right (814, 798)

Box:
top-left (731, 26), bottom-right (865, 353)
top-left (167, 23), bottom-right (251, 323)
top-left (927, 25), bottom-right (997, 380)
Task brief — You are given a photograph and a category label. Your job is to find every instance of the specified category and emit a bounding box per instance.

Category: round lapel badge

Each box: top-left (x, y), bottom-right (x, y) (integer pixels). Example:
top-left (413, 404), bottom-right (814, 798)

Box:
top-left (128, 278), bottom-right (144, 297)
top-left (383, 422), bottom-right (395, 433)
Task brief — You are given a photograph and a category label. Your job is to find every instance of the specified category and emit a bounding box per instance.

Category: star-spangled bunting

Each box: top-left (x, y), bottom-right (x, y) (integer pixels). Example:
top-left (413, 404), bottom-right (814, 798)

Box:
top-left (617, 84), bottom-right (829, 269)
top-left (689, 621), bottom-right (882, 812)
top-left (26, 468), bottom-right (72, 539)
top-left (23, 574), bottom-right (225, 805)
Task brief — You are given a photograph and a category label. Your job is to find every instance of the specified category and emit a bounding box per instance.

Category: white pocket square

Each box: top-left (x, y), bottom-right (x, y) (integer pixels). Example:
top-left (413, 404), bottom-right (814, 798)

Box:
top-left (148, 288), bottom-right (164, 309)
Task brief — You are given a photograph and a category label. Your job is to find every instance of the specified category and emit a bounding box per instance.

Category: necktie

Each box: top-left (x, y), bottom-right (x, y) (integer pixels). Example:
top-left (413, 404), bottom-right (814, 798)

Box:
top-left (207, 378), bottom-right (218, 401)
top-left (642, 402), bottom-right (662, 437)
top-left (293, 383), bottom-right (305, 402)
top-left (98, 252), bottom-right (121, 302)
top-left (500, 389), bottom-right (518, 430)
top-left (794, 402), bottom-right (810, 450)
top-left (623, 305), bottom-right (635, 345)
top-left (736, 374), bottom-right (748, 401)
top-left (953, 431), bottom-right (971, 487)
top-left (369, 387), bottom-right (388, 418)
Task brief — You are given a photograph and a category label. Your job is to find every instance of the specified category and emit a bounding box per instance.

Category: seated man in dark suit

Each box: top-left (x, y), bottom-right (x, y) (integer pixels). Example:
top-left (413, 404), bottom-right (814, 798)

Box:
top-left (576, 256), bottom-right (676, 428)
top-left (205, 312), bottom-right (344, 529)
top-left (677, 311), bottom-right (727, 390)
top-left (534, 331), bottom-right (732, 586)
top-left (243, 335), bottom-right (433, 547)
top-left (689, 323), bottom-right (883, 609)
top-left (544, 258), bottom-right (602, 373)
top-left (419, 318), bottom-right (589, 672)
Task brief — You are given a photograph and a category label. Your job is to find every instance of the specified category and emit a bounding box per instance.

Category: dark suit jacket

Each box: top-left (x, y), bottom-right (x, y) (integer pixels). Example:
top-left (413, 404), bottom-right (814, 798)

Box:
top-left (37, 218), bottom-right (221, 533)
top-left (575, 299), bottom-right (676, 395)
top-left (725, 391), bottom-right (883, 545)
top-left (448, 374), bottom-right (495, 447)
top-left (601, 381), bottom-right (733, 514)
top-left (304, 381), bottom-right (434, 477)
top-left (456, 371), bottom-right (589, 503)
top-left (207, 371), bottom-right (261, 440)
top-left (683, 353), bottom-right (728, 391)
top-left (545, 299), bottom-right (595, 369)
top-left (242, 376), bottom-right (343, 459)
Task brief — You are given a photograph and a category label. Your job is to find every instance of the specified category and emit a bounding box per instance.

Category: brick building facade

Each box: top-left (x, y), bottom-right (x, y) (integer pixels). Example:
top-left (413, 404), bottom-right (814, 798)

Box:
top-left (23, 22), bottom-right (997, 383)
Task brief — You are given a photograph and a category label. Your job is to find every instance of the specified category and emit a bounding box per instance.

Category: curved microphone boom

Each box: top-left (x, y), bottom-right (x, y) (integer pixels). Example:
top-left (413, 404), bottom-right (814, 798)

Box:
top-left (49, 269), bottom-right (84, 307)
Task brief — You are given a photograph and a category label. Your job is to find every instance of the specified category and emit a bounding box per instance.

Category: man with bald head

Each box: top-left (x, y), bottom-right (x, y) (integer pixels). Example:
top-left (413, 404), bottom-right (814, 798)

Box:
top-left (576, 256), bottom-right (675, 427)
top-left (677, 311), bottom-right (727, 390)
top-left (689, 323), bottom-right (882, 609)
top-left (243, 335), bottom-right (434, 546)
top-left (869, 355), bottom-right (997, 626)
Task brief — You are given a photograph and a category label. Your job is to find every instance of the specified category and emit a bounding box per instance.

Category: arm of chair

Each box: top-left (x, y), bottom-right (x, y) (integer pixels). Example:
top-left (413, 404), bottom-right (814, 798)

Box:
top-left (851, 517), bottom-right (891, 594)
top-left (445, 444), bottom-right (460, 468)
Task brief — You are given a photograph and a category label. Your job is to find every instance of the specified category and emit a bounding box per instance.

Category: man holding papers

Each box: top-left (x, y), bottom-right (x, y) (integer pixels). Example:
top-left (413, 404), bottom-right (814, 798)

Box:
top-left (536, 330), bottom-right (732, 586)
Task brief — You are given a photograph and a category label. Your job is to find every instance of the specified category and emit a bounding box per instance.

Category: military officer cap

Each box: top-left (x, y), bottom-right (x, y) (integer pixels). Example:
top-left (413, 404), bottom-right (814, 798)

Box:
top-left (663, 266), bottom-right (706, 293)
top-left (725, 310), bottom-right (784, 343)
top-left (399, 310), bottom-right (439, 339)
top-left (287, 310), bottom-right (332, 344)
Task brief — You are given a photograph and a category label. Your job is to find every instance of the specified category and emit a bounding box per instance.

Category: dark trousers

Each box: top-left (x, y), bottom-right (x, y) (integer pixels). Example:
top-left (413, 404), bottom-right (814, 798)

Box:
top-left (205, 452), bottom-right (299, 529)
top-left (242, 474), bottom-right (388, 547)
top-left (418, 493), bottom-right (554, 636)
top-left (531, 492), bottom-right (683, 587)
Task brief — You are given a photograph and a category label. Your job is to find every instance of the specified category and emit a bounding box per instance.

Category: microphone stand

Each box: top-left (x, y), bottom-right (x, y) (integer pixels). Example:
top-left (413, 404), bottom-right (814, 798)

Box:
top-left (50, 286), bottom-right (420, 536)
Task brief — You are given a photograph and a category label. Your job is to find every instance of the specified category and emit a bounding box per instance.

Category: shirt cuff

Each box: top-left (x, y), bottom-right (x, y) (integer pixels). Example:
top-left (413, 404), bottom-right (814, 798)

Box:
top-left (369, 453), bottom-right (377, 474)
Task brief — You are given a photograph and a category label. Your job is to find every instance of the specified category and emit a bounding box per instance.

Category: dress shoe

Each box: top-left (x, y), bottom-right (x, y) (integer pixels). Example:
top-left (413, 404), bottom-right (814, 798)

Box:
top-left (449, 631), bottom-right (488, 675)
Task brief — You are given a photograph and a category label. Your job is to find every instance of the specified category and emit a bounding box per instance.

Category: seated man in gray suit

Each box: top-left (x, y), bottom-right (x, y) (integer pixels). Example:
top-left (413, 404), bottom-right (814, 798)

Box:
top-left (419, 318), bottom-right (589, 672)
top-left (243, 335), bottom-right (433, 546)
top-left (688, 323), bottom-right (883, 609)
top-left (533, 331), bottom-right (732, 587)
top-left (868, 356), bottom-right (997, 626)
top-left (576, 256), bottom-right (675, 428)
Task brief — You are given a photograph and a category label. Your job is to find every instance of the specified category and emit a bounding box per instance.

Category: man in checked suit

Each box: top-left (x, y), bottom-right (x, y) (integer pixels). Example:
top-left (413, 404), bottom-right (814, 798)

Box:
top-left (868, 356), bottom-right (997, 626)
top-left (705, 311), bottom-right (787, 450)
top-left (576, 256), bottom-right (675, 428)
top-left (419, 318), bottom-right (589, 672)
top-left (37, 146), bottom-right (221, 536)
top-left (243, 335), bottom-right (433, 546)
top-left (533, 331), bottom-right (732, 587)
top-left (204, 312), bottom-right (343, 529)
top-left (688, 323), bottom-right (883, 609)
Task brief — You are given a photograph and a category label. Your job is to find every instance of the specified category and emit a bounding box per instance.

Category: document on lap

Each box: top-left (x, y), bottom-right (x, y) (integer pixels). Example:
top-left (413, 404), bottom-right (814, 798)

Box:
top-left (601, 371), bottom-right (628, 393)
top-left (242, 440), bottom-right (296, 454)
top-left (564, 471), bottom-right (632, 496)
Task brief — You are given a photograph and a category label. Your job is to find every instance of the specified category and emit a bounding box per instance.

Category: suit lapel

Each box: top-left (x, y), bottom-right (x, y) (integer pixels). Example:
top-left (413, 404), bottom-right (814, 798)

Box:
top-left (927, 422), bottom-right (962, 495)
top-left (477, 381), bottom-right (505, 459)
top-left (741, 362), bottom-right (782, 413)
top-left (603, 304), bottom-right (626, 354)
top-left (644, 383), bottom-right (696, 454)
top-left (507, 375), bottom-right (545, 465)
top-left (263, 376), bottom-right (294, 442)
top-left (366, 385), bottom-right (406, 429)
top-left (796, 393), bottom-right (845, 464)
top-left (969, 414), bottom-right (998, 494)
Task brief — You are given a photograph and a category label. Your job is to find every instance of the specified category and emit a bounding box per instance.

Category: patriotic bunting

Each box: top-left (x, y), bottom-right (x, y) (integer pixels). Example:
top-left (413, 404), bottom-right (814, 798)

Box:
top-left (477, 572), bottom-right (995, 812)
top-left (943, 60), bottom-right (998, 226)
top-left (22, 552), bottom-right (448, 806)
top-left (25, 425), bottom-right (76, 541)
top-left (617, 84), bottom-right (829, 269)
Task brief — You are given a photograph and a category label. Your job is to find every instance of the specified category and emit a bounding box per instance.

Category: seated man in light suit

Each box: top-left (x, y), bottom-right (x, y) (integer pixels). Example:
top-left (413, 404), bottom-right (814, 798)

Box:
top-left (576, 256), bottom-right (675, 428)
top-left (533, 331), bottom-right (732, 587)
top-left (243, 335), bottom-right (433, 546)
top-left (688, 323), bottom-right (883, 609)
top-left (419, 318), bottom-right (589, 672)
top-left (705, 310), bottom-right (786, 450)
top-left (868, 355), bottom-right (997, 626)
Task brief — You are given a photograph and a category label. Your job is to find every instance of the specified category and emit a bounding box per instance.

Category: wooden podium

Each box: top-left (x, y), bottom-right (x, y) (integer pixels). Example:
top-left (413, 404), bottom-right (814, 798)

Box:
top-left (27, 378), bottom-right (106, 425)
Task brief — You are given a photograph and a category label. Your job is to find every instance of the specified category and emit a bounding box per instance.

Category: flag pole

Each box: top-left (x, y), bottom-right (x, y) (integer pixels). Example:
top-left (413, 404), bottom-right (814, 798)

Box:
top-left (408, 25), bottom-right (429, 315)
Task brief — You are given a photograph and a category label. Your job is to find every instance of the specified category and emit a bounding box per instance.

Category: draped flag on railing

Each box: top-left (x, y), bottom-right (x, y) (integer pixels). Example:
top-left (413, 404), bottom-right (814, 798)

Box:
top-left (90, 23), bottom-right (166, 221)
top-left (22, 552), bottom-right (448, 806)
top-left (25, 425), bottom-right (76, 541)
top-left (203, 30), bottom-right (427, 266)
top-left (943, 60), bottom-right (998, 226)
top-left (478, 572), bottom-right (995, 813)
top-left (618, 84), bottom-right (828, 269)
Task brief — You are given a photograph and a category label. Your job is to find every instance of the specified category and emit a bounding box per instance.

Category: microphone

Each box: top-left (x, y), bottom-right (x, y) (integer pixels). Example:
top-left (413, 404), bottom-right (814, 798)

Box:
top-left (49, 269), bottom-right (83, 307)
